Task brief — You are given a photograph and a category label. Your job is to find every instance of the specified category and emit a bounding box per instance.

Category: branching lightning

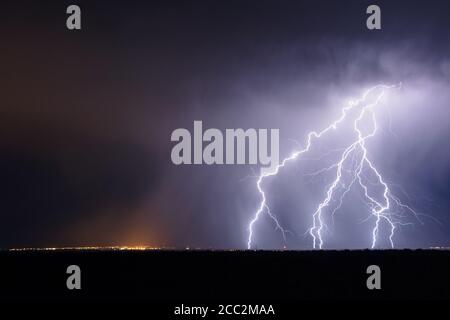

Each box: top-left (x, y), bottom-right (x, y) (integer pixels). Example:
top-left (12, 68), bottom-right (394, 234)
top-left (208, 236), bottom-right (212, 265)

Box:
top-left (247, 84), bottom-right (422, 249)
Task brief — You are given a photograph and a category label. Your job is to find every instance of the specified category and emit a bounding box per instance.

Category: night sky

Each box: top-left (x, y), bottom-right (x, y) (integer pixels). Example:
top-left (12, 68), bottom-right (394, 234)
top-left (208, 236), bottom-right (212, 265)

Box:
top-left (1, 0), bottom-right (449, 249)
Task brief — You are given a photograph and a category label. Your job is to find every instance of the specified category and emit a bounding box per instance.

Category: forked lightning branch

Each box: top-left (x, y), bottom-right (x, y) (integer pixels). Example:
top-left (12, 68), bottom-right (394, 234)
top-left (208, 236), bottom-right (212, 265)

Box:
top-left (248, 84), bottom-right (422, 250)
top-left (170, 84), bottom-right (421, 250)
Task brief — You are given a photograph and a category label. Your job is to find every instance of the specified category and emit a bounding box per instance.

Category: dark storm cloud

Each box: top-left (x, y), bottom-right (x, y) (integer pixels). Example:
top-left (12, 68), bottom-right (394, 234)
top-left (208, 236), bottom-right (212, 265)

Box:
top-left (0, 0), bottom-right (449, 248)
top-left (0, 132), bottom-right (161, 248)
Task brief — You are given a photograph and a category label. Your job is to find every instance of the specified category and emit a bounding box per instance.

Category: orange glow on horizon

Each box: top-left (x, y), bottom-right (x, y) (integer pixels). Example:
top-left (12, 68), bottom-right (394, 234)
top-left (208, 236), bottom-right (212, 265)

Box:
top-left (8, 245), bottom-right (165, 251)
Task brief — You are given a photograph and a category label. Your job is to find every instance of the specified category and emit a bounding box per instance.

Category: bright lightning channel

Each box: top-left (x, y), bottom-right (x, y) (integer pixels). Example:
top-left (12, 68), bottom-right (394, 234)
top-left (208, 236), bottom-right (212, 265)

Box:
top-left (247, 84), bottom-right (420, 250)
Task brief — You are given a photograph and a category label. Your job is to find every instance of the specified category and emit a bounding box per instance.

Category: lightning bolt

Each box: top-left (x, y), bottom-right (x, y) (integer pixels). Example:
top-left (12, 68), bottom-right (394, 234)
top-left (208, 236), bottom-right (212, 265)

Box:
top-left (247, 83), bottom-right (421, 249)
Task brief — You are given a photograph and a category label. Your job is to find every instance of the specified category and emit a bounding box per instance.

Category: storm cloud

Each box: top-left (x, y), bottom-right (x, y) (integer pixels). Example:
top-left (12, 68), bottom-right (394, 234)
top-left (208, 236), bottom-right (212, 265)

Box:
top-left (0, 0), bottom-right (449, 249)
